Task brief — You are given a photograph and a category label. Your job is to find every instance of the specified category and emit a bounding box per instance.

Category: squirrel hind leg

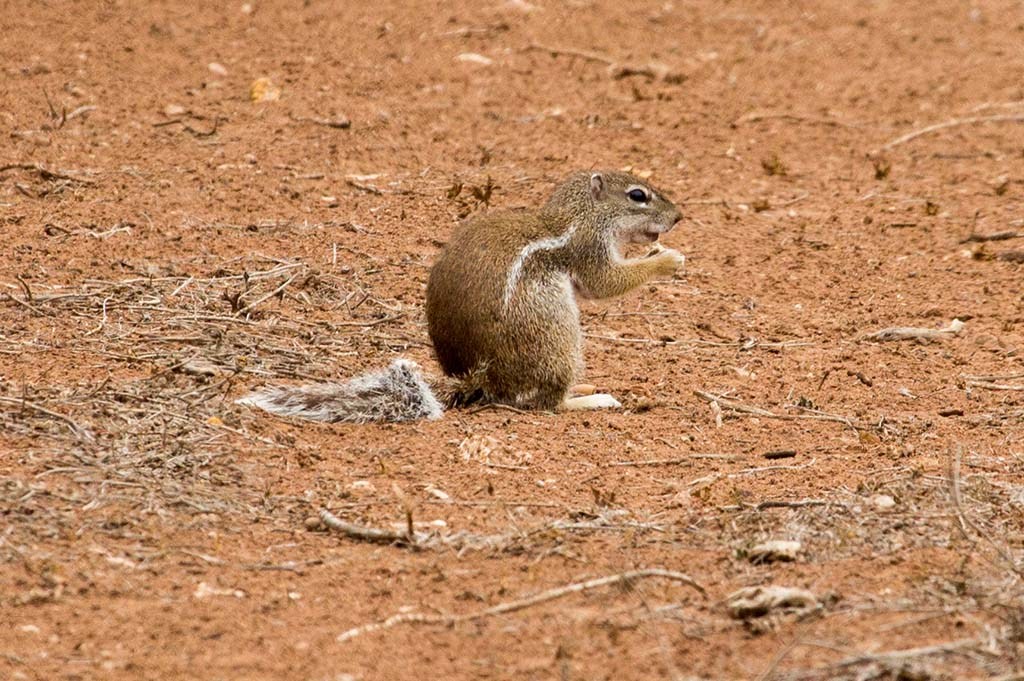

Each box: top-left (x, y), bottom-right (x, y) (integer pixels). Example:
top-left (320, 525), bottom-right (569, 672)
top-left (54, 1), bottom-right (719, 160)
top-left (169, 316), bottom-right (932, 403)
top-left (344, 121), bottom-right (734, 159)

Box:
top-left (430, 364), bottom-right (492, 409)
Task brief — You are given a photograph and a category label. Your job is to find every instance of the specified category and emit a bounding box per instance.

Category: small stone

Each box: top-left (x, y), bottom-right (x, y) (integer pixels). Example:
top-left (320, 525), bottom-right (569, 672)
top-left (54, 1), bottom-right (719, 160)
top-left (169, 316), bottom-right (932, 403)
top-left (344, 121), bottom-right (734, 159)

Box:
top-left (303, 516), bottom-right (323, 531)
top-left (163, 104), bottom-right (186, 117)
top-left (456, 52), bottom-right (493, 66)
top-left (208, 62), bottom-right (228, 76)
top-left (726, 585), bottom-right (820, 620)
top-left (871, 494), bottom-right (896, 510)
top-left (250, 77), bottom-right (281, 102)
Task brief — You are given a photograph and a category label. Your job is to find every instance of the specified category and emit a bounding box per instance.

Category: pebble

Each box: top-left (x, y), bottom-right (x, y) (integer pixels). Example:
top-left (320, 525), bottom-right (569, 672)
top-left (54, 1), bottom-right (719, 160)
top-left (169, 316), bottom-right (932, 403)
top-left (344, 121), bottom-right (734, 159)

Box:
top-left (871, 494), bottom-right (896, 510)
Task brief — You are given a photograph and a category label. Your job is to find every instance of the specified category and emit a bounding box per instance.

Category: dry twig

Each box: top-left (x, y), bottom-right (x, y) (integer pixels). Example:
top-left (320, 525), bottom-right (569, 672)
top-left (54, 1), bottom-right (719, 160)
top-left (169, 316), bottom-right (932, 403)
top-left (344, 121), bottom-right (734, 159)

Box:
top-left (0, 162), bottom-right (95, 184)
top-left (792, 637), bottom-right (986, 679)
top-left (961, 230), bottom-right (1022, 243)
top-left (860, 318), bottom-right (965, 342)
top-left (320, 509), bottom-right (416, 545)
top-left (0, 395), bottom-right (93, 442)
top-left (693, 391), bottom-right (866, 430)
top-left (607, 454), bottom-right (738, 467)
top-left (948, 445), bottom-right (1022, 576)
top-left (876, 113), bottom-right (1024, 152)
top-left (733, 111), bottom-right (857, 128)
top-left (289, 112), bottom-right (351, 129)
top-left (588, 334), bottom-right (811, 350)
top-left (336, 568), bottom-right (704, 642)
top-left (523, 43), bottom-right (682, 82)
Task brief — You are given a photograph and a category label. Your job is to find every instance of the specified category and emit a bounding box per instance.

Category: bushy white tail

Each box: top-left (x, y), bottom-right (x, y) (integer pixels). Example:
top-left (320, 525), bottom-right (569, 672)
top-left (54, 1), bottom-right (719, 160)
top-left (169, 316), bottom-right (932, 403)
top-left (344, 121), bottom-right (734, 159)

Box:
top-left (236, 359), bottom-right (443, 423)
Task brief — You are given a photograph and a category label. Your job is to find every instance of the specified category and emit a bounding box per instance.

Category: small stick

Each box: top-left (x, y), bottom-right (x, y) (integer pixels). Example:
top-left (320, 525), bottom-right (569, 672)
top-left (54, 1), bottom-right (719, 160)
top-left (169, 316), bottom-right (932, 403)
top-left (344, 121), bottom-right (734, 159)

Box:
top-left (289, 112), bottom-right (351, 129)
top-left (185, 117), bottom-right (221, 137)
top-left (424, 499), bottom-right (563, 509)
top-left (755, 640), bottom-right (800, 681)
top-left (949, 445), bottom-right (971, 536)
top-left (522, 43), bottom-right (680, 82)
top-left (694, 391), bottom-right (865, 430)
top-left (468, 403), bottom-right (531, 415)
top-left (746, 499), bottom-right (830, 511)
top-left (329, 314), bottom-right (404, 328)
top-left (587, 333), bottom-right (811, 350)
top-left (962, 372), bottom-right (1024, 382)
top-left (0, 395), bottom-right (92, 441)
top-left (859, 318), bottom-right (964, 342)
top-left (319, 509), bottom-right (418, 545)
top-left (960, 230), bottom-right (1021, 243)
top-left (182, 116), bottom-right (221, 138)
top-left (15, 275), bottom-right (33, 301)
top-left (2, 292), bottom-right (50, 316)
top-left (345, 178), bottom-right (384, 194)
top-left (825, 637), bottom-right (982, 672)
top-left (949, 445), bottom-right (1022, 575)
top-left (733, 111), bottom-right (857, 128)
top-left (966, 381), bottom-right (1024, 391)
top-left (607, 454), bottom-right (738, 467)
top-left (876, 113), bottom-right (1024, 152)
top-left (236, 273), bottom-right (298, 315)
top-left (693, 390), bottom-right (773, 417)
top-left (0, 162), bottom-right (95, 184)
top-left (732, 458), bottom-right (816, 477)
top-left (65, 104), bottom-right (96, 122)
top-left (336, 568), bottom-right (704, 642)
top-left (524, 42), bottom-right (614, 65)
top-left (153, 116), bottom-right (220, 137)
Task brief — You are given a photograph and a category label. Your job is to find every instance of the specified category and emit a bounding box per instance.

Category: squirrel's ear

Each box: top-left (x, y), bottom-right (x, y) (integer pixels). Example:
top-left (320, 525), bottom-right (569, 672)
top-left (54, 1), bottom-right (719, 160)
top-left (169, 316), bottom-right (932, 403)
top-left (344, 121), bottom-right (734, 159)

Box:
top-left (589, 173), bottom-right (605, 200)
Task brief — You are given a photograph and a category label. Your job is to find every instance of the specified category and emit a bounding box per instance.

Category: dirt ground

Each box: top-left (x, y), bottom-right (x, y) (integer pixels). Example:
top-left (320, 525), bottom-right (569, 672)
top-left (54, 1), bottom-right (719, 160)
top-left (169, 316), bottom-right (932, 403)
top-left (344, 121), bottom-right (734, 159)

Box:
top-left (2, 1), bottom-right (1024, 679)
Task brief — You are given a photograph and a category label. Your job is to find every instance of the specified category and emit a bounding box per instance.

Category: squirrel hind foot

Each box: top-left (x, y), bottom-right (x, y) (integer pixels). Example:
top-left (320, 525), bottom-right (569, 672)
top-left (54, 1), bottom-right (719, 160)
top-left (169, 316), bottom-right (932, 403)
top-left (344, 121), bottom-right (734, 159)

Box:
top-left (560, 394), bottom-right (622, 411)
top-left (237, 359), bottom-right (443, 423)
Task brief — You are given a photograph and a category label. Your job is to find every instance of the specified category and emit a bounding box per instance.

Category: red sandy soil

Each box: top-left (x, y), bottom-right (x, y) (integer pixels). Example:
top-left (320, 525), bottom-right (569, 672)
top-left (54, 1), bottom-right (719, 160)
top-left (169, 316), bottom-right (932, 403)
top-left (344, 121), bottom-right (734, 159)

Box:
top-left (2, 1), bottom-right (1023, 679)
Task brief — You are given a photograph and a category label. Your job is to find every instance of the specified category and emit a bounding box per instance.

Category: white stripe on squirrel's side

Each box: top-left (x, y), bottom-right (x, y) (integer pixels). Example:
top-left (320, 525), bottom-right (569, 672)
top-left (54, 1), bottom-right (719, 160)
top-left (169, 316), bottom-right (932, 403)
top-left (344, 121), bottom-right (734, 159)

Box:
top-left (502, 220), bottom-right (579, 310)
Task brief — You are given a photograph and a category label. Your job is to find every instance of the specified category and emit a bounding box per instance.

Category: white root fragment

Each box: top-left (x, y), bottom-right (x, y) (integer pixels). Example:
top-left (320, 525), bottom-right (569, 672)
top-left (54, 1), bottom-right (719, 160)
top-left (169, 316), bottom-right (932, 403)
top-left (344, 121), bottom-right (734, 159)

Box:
top-left (860, 318), bottom-right (965, 343)
top-left (710, 398), bottom-right (723, 428)
top-left (748, 540), bottom-right (802, 564)
top-left (726, 585), bottom-right (820, 620)
top-left (963, 376), bottom-right (1024, 391)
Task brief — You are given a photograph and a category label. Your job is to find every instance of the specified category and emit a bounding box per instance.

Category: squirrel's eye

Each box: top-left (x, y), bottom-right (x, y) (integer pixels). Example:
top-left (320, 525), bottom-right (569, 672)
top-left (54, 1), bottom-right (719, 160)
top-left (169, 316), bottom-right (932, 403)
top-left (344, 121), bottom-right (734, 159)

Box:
top-left (627, 188), bottom-right (649, 203)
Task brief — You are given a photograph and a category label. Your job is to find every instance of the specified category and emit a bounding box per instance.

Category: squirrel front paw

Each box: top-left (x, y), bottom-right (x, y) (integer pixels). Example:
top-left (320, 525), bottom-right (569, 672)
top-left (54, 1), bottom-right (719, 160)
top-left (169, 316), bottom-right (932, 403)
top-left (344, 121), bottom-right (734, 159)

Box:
top-left (647, 244), bottom-right (685, 276)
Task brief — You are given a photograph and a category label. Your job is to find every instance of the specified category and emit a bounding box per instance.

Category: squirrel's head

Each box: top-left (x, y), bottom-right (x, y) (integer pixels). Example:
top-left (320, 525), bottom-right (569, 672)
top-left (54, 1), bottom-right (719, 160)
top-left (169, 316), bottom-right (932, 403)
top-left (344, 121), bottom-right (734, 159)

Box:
top-left (547, 170), bottom-right (682, 245)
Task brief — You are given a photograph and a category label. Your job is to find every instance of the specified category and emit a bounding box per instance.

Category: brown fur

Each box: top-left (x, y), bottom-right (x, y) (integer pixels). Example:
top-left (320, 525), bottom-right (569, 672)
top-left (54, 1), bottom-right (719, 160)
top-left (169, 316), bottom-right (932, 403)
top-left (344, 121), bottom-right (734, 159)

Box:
top-left (427, 170), bottom-right (682, 410)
